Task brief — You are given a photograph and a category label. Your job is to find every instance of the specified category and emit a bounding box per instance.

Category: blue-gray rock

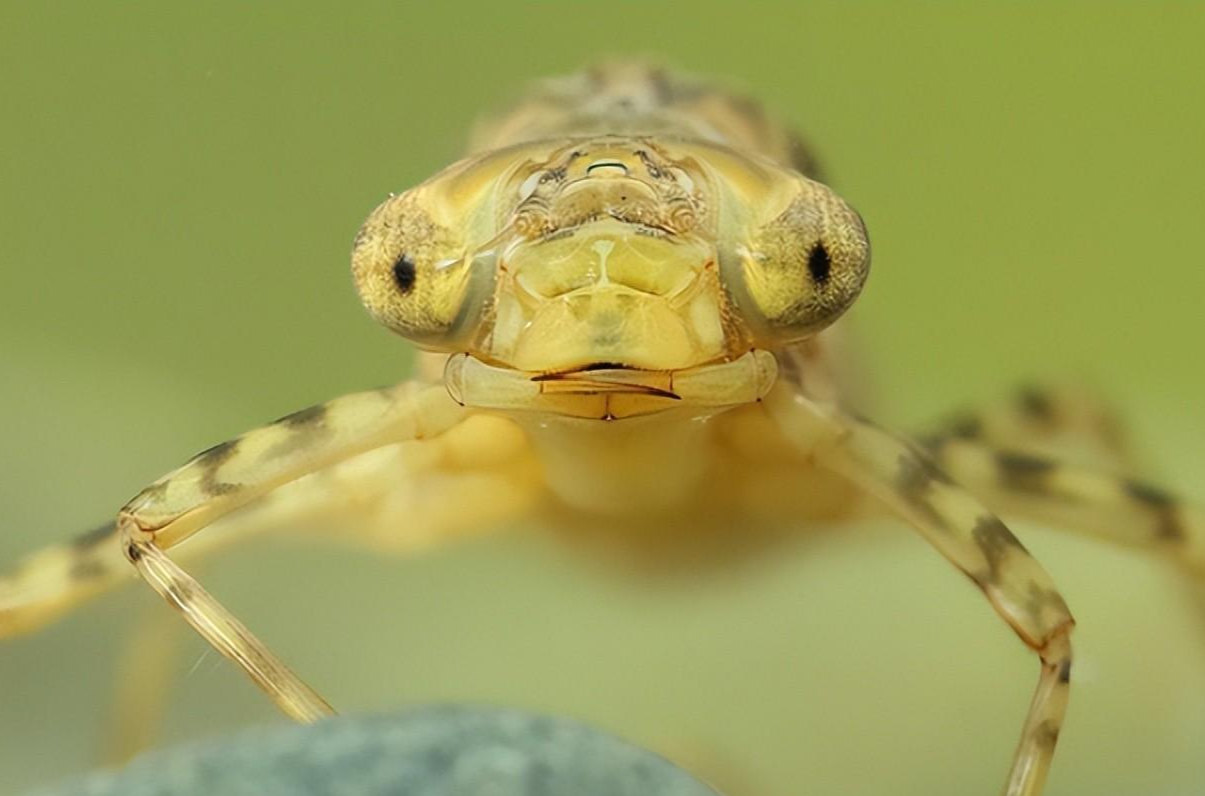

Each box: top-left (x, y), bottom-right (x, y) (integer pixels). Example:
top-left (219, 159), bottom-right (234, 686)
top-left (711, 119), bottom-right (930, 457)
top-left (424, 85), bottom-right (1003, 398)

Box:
top-left (30, 705), bottom-right (721, 796)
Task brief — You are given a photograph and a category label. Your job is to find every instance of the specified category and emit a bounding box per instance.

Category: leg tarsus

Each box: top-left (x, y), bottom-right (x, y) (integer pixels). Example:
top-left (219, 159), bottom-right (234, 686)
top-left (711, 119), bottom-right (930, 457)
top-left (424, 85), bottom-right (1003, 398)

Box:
top-left (1005, 627), bottom-right (1073, 796)
top-left (121, 524), bottom-right (335, 723)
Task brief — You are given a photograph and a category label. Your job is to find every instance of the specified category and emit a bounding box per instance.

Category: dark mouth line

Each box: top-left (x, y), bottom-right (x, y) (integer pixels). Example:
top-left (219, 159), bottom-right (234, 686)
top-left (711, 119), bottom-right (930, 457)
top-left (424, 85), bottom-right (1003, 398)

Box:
top-left (528, 354), bottom-right (734, 382)
top-left (533, 379), bottom-right (683, 401)
top-left (530, 363), bottom-right (638, 381)
top-left (529, 362), bottom-right (682, 400)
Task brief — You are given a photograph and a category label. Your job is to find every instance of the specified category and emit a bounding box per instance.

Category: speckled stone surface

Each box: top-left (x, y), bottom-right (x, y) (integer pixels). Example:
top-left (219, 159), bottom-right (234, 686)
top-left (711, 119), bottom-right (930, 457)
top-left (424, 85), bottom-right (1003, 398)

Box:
top-left (30, 705), bottom-right (720, 796)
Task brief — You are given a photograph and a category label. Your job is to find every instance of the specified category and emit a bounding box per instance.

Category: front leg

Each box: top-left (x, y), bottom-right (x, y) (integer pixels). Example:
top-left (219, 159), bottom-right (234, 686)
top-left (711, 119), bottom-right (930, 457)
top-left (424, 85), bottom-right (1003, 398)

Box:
top-left (766, 387), bottom-right (1074, 796)
top-left (118, 382), bottom-right (466, 722)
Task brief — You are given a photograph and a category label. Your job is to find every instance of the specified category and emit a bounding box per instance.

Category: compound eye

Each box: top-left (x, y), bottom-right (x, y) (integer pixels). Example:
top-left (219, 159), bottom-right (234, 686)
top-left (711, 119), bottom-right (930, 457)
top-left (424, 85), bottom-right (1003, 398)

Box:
top-left (351, 189), bottom-right (495, 350)
top-left (721, 179), bottom-right (870, 344)
top-left (352, 140), bottom-right (587, 349)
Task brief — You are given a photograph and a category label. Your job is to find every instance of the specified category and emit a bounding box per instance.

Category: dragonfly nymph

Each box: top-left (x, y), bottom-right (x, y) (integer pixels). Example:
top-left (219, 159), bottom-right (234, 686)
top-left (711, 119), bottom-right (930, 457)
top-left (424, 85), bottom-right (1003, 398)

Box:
top-left (2, 63), bottom-right (1202, 796)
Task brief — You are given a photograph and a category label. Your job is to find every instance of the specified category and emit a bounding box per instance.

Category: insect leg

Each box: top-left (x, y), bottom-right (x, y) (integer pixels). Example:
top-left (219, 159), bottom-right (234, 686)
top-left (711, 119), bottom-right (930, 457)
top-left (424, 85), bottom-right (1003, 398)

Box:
top-left (924, 438), bottom-right (1205, 574)
top-left (1, 489), bottom-right (295, 639)
top-left (112, 381), bottom-right (467, 722)
top-left (920, 383), bottom-right (1133, 470)
top-left (0, 521), bottom-right (132, 637)
top-left (102, 410), bottom-right (541, 756)
top-left (767, 388), bottom-right (1074, 796)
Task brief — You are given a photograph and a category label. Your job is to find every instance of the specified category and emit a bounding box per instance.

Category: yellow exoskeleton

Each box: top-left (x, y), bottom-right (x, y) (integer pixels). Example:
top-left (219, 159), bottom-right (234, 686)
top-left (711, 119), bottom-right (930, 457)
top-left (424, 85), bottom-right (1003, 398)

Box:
top-left (2, 63), bottom-right (1202, 796)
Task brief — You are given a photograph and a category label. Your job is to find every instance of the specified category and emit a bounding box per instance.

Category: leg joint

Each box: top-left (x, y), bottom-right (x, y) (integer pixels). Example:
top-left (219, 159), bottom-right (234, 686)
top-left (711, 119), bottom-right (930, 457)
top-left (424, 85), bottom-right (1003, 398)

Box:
top-left (1038, 620), bottom-right (1074, 674)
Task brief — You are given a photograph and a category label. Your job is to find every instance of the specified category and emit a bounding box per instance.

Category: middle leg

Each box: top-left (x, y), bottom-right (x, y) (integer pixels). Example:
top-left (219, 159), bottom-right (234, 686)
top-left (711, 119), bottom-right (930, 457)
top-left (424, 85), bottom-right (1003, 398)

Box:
top-left (919, 383), bottom-right (1135, 471)
top-left (924, 437), bottom-right (1205, 575)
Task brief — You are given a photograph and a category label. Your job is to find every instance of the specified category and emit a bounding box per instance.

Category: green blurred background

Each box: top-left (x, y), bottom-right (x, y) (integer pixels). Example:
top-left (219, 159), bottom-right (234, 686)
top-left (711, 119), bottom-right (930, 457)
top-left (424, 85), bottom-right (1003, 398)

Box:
top-left (2, 3), bottom-right (1203, 795)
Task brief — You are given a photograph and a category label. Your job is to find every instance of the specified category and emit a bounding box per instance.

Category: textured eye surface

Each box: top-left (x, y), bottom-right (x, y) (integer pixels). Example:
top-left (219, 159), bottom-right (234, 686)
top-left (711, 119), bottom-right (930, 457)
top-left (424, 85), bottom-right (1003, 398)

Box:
top-left (722, 178), bottom-right (870, 344)
top-left (351, 190), bottom-right (495, 350)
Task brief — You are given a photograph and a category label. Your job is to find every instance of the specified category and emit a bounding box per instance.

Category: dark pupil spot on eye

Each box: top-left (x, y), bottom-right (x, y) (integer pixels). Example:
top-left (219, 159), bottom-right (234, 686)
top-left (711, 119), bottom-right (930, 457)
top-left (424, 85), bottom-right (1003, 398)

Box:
top-left (807, 243), bottom-right (831, 285)
top-left (392, 254), bottom-right (416, 294)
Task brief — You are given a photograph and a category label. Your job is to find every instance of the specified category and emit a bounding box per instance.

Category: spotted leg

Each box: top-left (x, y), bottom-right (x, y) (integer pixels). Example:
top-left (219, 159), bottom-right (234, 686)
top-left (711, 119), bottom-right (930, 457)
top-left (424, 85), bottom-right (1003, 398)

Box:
top-left (98, 407), bottom-right (541, 757)
top-left (766, 387), bottom-right (1074, 796)
top-left (920, 383), bottom-right (1133, 471)
top-left (923, 438), bottom-right (1205, 575)
top-left (2, 382), bottom-right (472, 723)
top-left (0, 517), bottom-right (261, 639)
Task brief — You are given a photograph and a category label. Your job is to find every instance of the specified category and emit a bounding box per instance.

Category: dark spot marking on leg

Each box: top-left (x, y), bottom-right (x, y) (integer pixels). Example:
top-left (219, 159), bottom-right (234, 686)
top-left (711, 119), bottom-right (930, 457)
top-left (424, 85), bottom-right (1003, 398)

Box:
top-left (915, 434), bottom-right (941, 451)
top-left (996, 450), bottom-right (1057, 493)
top-left (1125, 479), bottom-right (1174, 509)
top-left (727, 93), bottom-right (764, 121)
top-left (894, 451), bottom-right (955, 531)
top-left (1017, 385), bottom-right (1055, 424)
top-left (125, 544), bottom-right (143, 563)
top-left (1057, 658), bottom-right (1072, 684)
top-left (191, 439), bottom-right (237, 467)
top-left (1023, 581), bottom-right (1071, 630)
top-left (1124, 479), bottom-right (1185, 541)
top-left (898, 447), bottom-right (956, 490)
top-left (1034, 719), bottom-right (1061, 749)
top-left (919, 414), bottom-right (984, 450)
top-left (274, 402), bottom-right (327, 429)
top-left (972, 515), bottom-right (1028, 581)
top-left (192, 439), bottom-right (240, 496)
top-left (896, 453), bottom-right (933, 498)
top-left (948, 414), bottom-right (984, 440)
top-left (848, 410), bottom-right (878, 428)
top-left (71, 522), bottom-right (115, 552)
top-left (69, 557), bottom-right (108, 581)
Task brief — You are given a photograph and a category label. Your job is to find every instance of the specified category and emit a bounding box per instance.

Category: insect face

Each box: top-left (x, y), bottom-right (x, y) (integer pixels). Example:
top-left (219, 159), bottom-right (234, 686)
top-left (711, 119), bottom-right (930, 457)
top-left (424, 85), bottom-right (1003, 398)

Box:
top-left (351, 136), bottom-right (869, 415)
